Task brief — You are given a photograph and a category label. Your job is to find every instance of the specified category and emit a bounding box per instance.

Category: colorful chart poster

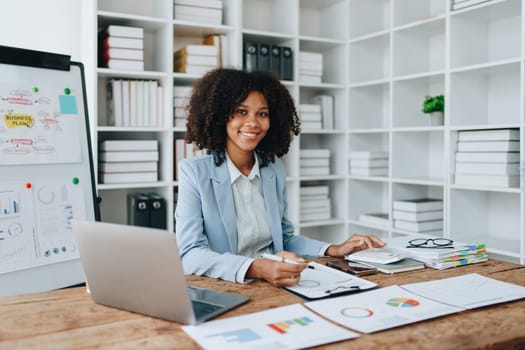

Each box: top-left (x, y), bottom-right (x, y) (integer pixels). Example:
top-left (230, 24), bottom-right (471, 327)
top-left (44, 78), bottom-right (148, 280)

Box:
top-left (0, 178), bottom-right (86, 274)
top-left (0, 83), bottom-right (82, 165)
top-left (305, 285), bottom-right (463, 333)
top-left (182, 304), bottom-right (358, 349)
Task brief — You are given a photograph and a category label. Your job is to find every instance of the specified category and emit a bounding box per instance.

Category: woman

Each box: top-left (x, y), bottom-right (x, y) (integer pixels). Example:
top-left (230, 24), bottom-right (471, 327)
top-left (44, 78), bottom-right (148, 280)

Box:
top-left (175, 68), bottom-right (384, 287)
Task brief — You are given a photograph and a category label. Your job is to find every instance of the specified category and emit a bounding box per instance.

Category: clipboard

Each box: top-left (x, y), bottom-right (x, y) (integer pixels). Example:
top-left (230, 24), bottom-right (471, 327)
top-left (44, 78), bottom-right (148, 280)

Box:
top-left (285, 262), bottom-right (378, 300)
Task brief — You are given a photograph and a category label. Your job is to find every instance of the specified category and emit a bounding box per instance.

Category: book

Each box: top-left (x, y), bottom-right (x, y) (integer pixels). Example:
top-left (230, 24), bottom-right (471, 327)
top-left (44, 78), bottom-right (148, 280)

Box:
top-left (392, 210), bottom-right (443, 222)
top-left (300, 149), bottom-right (330, 158)
top-left (358, 212), bottom-right (389, 226)
top-left (355, 258), bottom-right (425, 274)
top-left (394, 219), bottom-right (443, 232)
top-left (104, 25), bottom-right (144, 38)
top-left (455, 162), bottom-right (520, 175)
top-left (99, 140), bottom-right (158, 151)
top-left (104, 59), bottom-right (144, 71)
top-left (350, 167), bottom-right (388, 176)
top-left (300, 112), bottom-right (322, 122)
top-left (299, 104), bottom-right (322, 113)
top-left (174, 0), bottom-right (223, 9)
top-left (300, 185), bottom-right (329, 196)
top-left (299, 51), bottom-right (323, 64)
top-left (300, 199), bottom-right (331, 210)
top-left (301, 158), bottom-right (330, 167)
top-left (174, 64), bottom-right (215, 75)
top-left (99, 151), bottom-right (159, 162)
top-left (455, 152), bottom-right (520, 163)
top-left (174, 5), bottom-right (222, 24)
top-left (346, 247), bottom-right (405, 264)
top-left (102, 36), bottom-right (144, 50)
top-left (350, 159), bottom-right (389, 167)
top-left (452, 0), bottom-right (492, 10)
top-left (107, 80), bottom-right (123, 126)
top-left (173, 54), bottom-right (219, 66)
top-left (458, 128), bottom-right (519, 141)
top-left (121, 80), bottom-right (130, 126)
top-left (174, 45), bottom-right (218, 57)
top-left (300, 166), bottom-right (330, 176)
top-left (455, 174), bottom-right (520, 187)
top-left (457, 140), bottom-right (520, 152)
top-left (349, 151), bottom-right (388, 160)
top-left (311, 95), bottom-right (334, 129)
top-left (99, 161), bottom-right (157, 173)
top-left (99, 171), bottom-right (158, 184)
top-left (392, 198), bottom-right (443, 212)
top-left (203, 34), bottom-right (228, 67)
top-left (103, 48), bottom-right (143, 61)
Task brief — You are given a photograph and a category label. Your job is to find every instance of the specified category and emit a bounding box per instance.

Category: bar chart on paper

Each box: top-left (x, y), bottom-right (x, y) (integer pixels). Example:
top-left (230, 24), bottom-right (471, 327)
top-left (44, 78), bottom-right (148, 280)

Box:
top-left (182, 304), bottom-right (358, 349)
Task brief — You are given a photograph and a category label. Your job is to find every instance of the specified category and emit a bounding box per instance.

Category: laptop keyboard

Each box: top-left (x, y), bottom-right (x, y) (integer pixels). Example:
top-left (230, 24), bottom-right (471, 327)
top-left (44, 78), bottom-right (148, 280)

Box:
top-left (191, 299), bottom-right (222, 318)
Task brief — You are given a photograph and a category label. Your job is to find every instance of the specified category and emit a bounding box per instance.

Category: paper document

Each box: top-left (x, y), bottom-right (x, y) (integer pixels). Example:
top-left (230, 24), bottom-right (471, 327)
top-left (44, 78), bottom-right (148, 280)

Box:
top-left (305, 285), bottom-right (462, 333)
top-left (401, 273), bottom-right (525, 309)
top-left (285, 261), bottom-right (377, 299)
top-left (182, 303), bottom-right (359, 350)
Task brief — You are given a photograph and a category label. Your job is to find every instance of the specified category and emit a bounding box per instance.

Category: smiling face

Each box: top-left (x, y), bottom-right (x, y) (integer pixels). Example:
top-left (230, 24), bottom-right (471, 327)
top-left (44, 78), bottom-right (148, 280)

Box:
top-left (225, 90), bottom-right (270, 163)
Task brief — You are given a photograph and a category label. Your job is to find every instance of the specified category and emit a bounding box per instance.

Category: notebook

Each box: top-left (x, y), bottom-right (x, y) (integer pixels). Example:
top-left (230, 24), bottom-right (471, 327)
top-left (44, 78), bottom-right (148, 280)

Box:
top-left (72, 220), bottom-right (250, 324)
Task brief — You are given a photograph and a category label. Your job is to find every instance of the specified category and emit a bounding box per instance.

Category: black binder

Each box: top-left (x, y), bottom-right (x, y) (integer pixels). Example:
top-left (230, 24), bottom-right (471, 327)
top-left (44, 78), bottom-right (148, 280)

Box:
top-left (257, 43), bottom-right (270, 72)
top-left (280, 46), bottom-right (293, 81)
top-left (148, 193), bottom-right (167, 229)
top-left (127, 193), bottom-right (150, 227)
top-left (243, 41), bottom-right (258, 72)
top-left (269, 45), bottom-right (281, 78)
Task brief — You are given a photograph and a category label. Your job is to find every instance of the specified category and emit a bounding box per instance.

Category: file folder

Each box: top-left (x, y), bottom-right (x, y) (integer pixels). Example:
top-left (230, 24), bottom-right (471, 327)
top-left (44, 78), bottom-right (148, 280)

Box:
top-left (257, 43), bottom-right (270, 72)
top-left (127, 193), bottom-right (150, 227)
top-left (269, 45), bottom-right (281, 78)
top-left (280, 46), bottom-right (293, 80)
top-left (243, 42), bottom-right (257, 72)
top-left (148, 193), bottom-right (167, 229)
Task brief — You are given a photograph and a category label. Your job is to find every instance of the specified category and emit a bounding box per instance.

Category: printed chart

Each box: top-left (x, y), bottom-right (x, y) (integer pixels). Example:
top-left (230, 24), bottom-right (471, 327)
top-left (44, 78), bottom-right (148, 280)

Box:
top-left (183, 303), bottom-right (358, 349)
top-left (305, 285), bottom-right (462, 333)
top-left (286, 261), bottom-right (377, 299)
top-left (0, 83), bottom-right (82, 165)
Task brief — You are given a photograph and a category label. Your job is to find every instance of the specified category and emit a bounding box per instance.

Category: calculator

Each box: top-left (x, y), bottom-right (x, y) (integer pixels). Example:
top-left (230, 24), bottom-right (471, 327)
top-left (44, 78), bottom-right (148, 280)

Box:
top-left (345, 248), bottom-right (404, 264)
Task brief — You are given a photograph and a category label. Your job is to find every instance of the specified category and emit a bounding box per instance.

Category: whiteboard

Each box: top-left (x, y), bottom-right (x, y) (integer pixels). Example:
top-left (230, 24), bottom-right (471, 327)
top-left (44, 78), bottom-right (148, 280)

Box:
top-left (0, 46), bottom-right (98, 296)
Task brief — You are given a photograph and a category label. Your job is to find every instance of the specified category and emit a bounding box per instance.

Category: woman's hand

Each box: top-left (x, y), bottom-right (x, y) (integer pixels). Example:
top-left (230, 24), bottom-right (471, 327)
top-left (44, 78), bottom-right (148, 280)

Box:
top-left (325, 234), bottom-right (385, 257)
top-left (246, 251), bottom-right (307, 287)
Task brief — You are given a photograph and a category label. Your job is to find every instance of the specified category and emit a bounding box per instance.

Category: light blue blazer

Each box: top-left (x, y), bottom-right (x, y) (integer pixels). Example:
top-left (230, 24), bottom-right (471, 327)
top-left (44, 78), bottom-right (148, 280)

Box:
top-left (175, 153), bottom-right (327, 282)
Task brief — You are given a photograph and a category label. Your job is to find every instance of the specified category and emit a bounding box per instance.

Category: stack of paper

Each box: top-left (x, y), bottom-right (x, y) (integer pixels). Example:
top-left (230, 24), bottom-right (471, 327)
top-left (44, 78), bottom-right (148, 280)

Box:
top-left (300, 149), bottom-right (331, 177)
top-left (393, 198), bottom-right (443, 233)
top-left (455, 128), bottom-right (520, 188)
top-left (299, 104), bottom-right (322, 130)
top-left (349, 151), bottom-right (388, 177)
top-left (173, 44), bottom-right (219, 76)
top-left (98, 25), bottom-right (144, 71)
top-left (299, 51), bottom-right (323, 84)
top-left (173, 86), bottom-right (192, 127)
top-left (300, 185), bottom-right (331, 222)
top-left (99, 140), bottom-right (159, 184)
top-left (384, 234), bottom-right (487, 269)
top-left (174, 0), bottom-right (223, 25)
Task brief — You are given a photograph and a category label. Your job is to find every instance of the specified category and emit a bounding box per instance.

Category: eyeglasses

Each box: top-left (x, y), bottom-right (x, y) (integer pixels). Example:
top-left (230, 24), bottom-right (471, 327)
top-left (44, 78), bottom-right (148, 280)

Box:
top-left (406, 238), bottom-right (454, 249)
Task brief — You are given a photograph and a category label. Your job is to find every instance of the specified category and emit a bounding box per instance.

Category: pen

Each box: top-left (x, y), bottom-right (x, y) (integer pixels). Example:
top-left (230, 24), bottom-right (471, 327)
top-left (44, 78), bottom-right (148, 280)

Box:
top-left (260, 253), bottom-right (315, 269)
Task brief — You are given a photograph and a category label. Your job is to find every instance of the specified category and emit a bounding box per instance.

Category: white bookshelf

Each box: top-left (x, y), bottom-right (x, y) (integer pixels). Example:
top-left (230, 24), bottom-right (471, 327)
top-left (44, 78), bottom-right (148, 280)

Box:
top-left (82, 0), bottom-right (525, 264)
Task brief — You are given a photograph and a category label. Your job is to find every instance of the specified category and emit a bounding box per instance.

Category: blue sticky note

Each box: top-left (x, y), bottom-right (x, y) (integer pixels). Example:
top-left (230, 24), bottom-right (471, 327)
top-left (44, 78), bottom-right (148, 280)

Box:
top-left (59, 95), bottom-right (77, 114)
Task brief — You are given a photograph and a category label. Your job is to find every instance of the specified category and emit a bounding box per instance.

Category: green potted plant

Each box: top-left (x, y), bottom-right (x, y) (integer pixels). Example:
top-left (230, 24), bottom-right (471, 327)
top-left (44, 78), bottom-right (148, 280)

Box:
top-left (422, 94), bottom-right (444, 126)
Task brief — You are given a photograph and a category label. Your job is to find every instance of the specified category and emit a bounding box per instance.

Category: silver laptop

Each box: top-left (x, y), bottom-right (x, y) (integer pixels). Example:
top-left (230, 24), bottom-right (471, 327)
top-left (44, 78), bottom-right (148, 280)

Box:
top-left (72, 220), bottom-right (250, 324)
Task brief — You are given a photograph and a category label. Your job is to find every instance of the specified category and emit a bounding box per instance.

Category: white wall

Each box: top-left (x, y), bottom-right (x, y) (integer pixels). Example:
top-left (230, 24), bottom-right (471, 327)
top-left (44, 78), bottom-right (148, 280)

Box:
top-left (0, 0), bottom-right (83, 60)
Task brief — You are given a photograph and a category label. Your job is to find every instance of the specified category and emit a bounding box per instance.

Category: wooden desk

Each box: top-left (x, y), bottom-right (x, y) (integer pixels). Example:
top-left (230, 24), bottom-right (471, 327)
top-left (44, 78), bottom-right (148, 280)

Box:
top-left (1, 259), bottom-right (524, 350)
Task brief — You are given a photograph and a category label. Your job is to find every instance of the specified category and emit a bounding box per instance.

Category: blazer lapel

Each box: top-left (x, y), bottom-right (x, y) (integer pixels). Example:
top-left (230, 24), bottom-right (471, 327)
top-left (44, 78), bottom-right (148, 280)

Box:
top-left (211, 158), bottom-right (238, 253)
top-left (260, 164), bottom-right (283, 252)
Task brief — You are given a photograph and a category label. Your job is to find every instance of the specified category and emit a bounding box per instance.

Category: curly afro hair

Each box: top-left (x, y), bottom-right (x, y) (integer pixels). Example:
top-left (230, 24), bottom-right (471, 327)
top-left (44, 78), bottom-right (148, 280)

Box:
top-left (184, 68), bottom-right (300, 167)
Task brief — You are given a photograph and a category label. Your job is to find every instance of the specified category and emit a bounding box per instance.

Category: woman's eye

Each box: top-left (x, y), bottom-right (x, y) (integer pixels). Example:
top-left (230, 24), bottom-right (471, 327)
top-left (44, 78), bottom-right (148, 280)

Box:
top-left (235, 109), bottom-right (247, 115)
top-left (258, 111), bottom-right (269, 117)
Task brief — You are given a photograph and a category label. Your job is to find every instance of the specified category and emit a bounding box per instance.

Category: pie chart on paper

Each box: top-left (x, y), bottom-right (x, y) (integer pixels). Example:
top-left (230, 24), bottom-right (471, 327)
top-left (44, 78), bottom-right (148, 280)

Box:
top-left (386, 297), bottom-right (420, 308)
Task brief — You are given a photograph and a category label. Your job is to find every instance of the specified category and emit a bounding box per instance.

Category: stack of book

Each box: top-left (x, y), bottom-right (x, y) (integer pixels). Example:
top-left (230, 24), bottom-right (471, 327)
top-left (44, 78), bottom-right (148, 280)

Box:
top-left (349, 151), bottom-right (388, 177)
top-left (203, 34), bottom-right (229, 68)
top-left (106, 79), bottom-right (164, 127)
top-left (98, 25), bottom-right (144, 71)
top-left (393, 198), bottom-right (444, 233)
top-left (358, 212), bottom-right (389, 227)
top-left (299, 104), bottom-right (322, 130)
top-left (173, 44), bottom-right (219, 75)
top-left (451, 0), bottom-right (492, 11)
top-left (455, 128), bottom-right (520, 188)
top-left (300, 185), bottom-right (331, 222)
top-left (299, 51), bottom-right (323, 84)
top-left (173, 86), bottom-right (192, 127)
top-left (385, 235), bottom-right (488, 270)
top-left (311, 94), bottom-right (334, 129)
top-left (300, 149), bottom-right (331, 177)
top-left (99, 140), bottom-right (159, 184)
top-left (173, 0), bottom-right (223, 25)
